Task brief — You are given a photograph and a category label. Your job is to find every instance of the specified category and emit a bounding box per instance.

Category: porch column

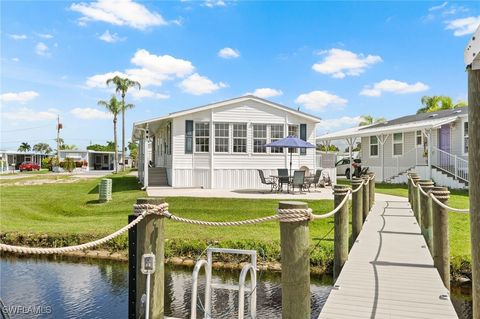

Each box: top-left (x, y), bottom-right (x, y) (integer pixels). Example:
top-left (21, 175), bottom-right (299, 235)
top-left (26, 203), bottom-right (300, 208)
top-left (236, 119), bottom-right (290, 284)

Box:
top-left (426, 129), bottom-right (432, 179)
top-left (144, 134), bottom-right (149, 188)
top-left (347, 138), bottom-right (353, 179)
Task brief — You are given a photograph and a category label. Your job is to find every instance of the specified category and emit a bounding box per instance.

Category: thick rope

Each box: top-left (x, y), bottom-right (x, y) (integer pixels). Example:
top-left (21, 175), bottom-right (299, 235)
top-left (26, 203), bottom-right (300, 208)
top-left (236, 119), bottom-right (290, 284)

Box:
top-left (417, 183), bottom-right (430, 197)
top-left (351, 180), bottom-right (364, 193)
top-left (430, 193), bottom-right (470, 213)
top-left (312, 189), bottom-right (352, 220)
top-left (168, 213), bottom-right (280, 226)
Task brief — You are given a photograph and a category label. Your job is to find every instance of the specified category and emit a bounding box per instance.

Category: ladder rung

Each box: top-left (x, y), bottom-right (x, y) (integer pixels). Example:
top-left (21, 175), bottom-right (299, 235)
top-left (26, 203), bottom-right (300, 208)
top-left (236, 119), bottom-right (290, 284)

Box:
top-left (210, 283), bottom-right (252, 292)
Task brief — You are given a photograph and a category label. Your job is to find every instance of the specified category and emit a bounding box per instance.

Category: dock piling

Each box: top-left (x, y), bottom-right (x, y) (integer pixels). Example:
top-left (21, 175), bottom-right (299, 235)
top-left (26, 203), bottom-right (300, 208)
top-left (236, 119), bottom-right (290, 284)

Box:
top-left (334, 185), bottom-right (350, 280)
top-left (431, 187), bottom-right (451, 290)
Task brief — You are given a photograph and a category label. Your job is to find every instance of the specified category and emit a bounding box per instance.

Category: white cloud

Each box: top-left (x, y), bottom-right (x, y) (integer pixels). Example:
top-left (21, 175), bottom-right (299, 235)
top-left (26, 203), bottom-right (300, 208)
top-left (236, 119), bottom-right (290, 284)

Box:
top-left (71, 107), bottom-right (113, 120)
top-left (245, 88), bottom-right (283, 99)
top-left (98, 30), bottom-right (126, 43)
top-left (12, 58), bottom-right (20, 62)
top-left (312, 48), bottom-right (382, 79)
top-left (9, 34), bottom-right (27, 40)
top-left (0, 91), bottom-right (39, 103)
top-left (2, 107), bottom-right (57, 121)
top-left (180, 73), bottom-right (226, 95)
top-left (429, 1), bottom-right (448, 11)
top-left (445, 16), bottom-right (480, 36)
top-left (360, 79), bottom-right (429, 97)
top-left (131, 89), bottom-right (170, 100)
top-left (35, 42), bottom-right (50, 56)
top-left (86, 49), bottom-right (196, 88)
top-left (295, 90), bottom-right (348, 112)
top-left (318, 116), bottom-right (362, 131)
top-left (35, 33), bottom-right (54, 39)
top-left (218, 47), bottom-right (240, 59)
top-left (70, 0), bottom-right (167, 30)
top-left (204, 0), bottom-right (226, 7)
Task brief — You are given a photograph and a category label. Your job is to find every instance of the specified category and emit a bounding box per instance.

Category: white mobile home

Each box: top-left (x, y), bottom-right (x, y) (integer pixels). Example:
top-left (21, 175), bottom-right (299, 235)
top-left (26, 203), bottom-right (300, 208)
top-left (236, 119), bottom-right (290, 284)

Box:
top-left (132, 96), bottom-right (323, 189)
top-left (0, 150), bottom-right (50, 172)
top-left (318, 107), bottom-right (469, 189)
top-left (58, 150), bottom-right (122, 171)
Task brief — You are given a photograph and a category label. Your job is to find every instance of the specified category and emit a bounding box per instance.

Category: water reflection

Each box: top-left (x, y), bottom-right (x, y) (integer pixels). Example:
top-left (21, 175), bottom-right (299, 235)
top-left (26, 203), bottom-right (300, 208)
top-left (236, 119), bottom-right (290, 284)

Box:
top-left (0, 256), bottom-right (332, 319)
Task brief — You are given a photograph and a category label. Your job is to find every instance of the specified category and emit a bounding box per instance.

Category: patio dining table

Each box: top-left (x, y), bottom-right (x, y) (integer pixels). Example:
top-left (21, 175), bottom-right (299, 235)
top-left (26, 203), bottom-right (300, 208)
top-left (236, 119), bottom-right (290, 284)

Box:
top-left (269, 174), bottom-right (315, 192)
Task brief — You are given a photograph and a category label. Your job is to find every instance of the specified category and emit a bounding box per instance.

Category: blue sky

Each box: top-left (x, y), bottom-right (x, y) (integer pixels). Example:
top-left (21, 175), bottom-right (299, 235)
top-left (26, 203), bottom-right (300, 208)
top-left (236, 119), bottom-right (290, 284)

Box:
top-left (1, 0), bottom-right (479, 150)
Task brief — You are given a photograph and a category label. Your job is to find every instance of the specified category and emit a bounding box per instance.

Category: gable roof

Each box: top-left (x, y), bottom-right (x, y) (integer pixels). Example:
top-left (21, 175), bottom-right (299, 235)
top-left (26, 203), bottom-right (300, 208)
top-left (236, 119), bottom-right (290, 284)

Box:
top-left (318, 107), bottom-right (468, 141)
top-left (133, 95), bottom-right (322, 127)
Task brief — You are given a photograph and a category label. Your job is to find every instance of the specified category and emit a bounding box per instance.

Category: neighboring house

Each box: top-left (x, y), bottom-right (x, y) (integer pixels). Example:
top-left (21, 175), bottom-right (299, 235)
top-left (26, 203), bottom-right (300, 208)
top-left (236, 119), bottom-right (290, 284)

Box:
top-left (132, 95), bottom-right (328, 189)
top-left (317, 107), bottom-right (469, 189)
top-left (0, 150), bottom-right (50, 172)
top-left (58, 150), bottom-right (122, 171)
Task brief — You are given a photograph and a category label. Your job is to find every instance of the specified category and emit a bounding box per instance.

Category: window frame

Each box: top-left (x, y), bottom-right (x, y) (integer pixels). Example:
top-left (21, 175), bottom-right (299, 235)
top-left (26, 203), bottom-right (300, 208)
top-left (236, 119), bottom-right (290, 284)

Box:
top-left (270, 124), bottom-right (284, 154)
top-left (252, 124), bottom-right (268, 154)
top-left (369, 136), bottom-right (379, 157)
top-left (194, 122), bottom-right (210, 153)
top-left (415, 130), bottom-right (423, 147)
top-left (288, 124), bottom-right (299, 153)
top-left (232, 123), bottom-right (247, 153)
top-left (392, 132), bottom-right (404, 157)
top-left (463, 120), bottom-right (469, 155)
top-left (214, 122), bottom-right (230, 153)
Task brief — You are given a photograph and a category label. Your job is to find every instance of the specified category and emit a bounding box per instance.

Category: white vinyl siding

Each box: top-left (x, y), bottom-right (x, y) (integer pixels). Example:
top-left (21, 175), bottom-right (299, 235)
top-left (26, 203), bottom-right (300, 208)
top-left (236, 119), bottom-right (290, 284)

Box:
top-left (195, 122), bottom-right (210, 153)
top-left (370, 136), bottom-right (379, 157)
top-left (393, 133), bottom-right (403, 156)
top-left (214, 123), bottom-right (229, 153)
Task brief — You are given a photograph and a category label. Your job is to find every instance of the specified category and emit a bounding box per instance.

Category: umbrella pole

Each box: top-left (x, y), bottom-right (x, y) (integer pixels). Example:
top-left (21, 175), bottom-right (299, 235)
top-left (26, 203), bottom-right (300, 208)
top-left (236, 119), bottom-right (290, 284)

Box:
top-left (290, 150), bottom-right (293, 177)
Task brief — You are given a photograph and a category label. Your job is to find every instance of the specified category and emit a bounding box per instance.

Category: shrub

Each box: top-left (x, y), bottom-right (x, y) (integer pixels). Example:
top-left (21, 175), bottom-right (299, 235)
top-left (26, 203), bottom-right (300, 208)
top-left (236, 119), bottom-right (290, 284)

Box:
top-left (62, 158), bottom-right (76, 172)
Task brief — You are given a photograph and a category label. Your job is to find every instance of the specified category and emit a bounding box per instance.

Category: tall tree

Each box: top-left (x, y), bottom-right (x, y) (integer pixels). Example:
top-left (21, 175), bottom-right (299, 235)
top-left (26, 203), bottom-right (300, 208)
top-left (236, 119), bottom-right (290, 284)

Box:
top-left (417, 95), bottom-right (467, 114)
top-left (98, 95), bottom-right (132, 173)
top-left (59, 144), bottom-right (77, 150)
top-left (358, 115), bottom-right (386, 126)
top-left (32, 143), bottom-right (52, 154)
top-left (106, 76), bottom-right (141, 171)
top-left (17, 142), bottom-right (31, 152)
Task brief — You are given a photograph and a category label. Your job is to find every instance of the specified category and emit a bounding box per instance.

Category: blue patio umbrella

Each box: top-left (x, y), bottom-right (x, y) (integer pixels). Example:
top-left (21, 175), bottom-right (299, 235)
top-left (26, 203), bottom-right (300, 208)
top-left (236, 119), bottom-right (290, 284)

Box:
top-left (265, 135), bottom-right (316, 176)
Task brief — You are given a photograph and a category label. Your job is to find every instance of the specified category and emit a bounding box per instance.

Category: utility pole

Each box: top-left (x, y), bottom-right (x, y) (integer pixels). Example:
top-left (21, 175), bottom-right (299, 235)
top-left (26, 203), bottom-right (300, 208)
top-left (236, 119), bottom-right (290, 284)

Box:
top-left (56, 115), bottom-right (63, 160)
top-left (465, 26), bottom-right (480, 318)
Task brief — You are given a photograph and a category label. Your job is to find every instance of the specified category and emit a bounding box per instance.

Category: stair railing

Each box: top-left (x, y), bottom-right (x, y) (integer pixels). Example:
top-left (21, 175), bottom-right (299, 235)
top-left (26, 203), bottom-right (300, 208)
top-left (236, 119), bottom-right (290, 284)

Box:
top-left (431, 147), bottom-right (469, 182)
top-left (393, 147), bottom-right (423, 177)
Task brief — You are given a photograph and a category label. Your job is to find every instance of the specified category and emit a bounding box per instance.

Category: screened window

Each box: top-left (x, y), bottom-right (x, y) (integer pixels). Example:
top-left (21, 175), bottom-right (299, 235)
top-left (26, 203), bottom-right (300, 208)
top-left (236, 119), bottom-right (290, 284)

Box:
top-left (195, 122), bottom-right (210, 152)
top-left (416, 130), bottom-right (422, 146)
top-left (270, 124), bottom-right (284, 153)
top-left (288, 125), bottom-right (299, 153)
top-left (393, 133), bottom-right (403, 156)
top-left (464, 122), bottom-right (469, 154)
top-left (214, 123), bottom-right (229, 153)
top-left (253, 124), bottom-right (267, 153)
top-left (233, 123), bottom-right (247, 153)
top-left (370, 136), bottom-right (379, 157)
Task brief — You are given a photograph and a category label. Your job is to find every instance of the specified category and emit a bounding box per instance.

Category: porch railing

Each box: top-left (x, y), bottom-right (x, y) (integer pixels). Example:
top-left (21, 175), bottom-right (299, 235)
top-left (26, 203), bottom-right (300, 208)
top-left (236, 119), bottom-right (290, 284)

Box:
top-left (431, 147), bottom-right (469, 183)
top-left (391, 147), bottom-right (425, 177)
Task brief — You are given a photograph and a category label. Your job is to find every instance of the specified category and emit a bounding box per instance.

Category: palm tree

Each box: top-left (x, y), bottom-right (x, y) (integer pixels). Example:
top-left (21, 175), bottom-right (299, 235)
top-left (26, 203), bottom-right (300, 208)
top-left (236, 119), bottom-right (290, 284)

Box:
top-left (417, 95), bottom-right (467, 114)
top-left (358, 115), bottom-right (386, 126)
top-left (18, 142), bottom-right (31, 152)
top-left (98, 95), bottom-right (133, 173)
top-left (33, 143), bottom-right (52, 154)
top-left (59, 144), bottom-right (77, 150)
top-left (106, 76), bottom-right (141, 171)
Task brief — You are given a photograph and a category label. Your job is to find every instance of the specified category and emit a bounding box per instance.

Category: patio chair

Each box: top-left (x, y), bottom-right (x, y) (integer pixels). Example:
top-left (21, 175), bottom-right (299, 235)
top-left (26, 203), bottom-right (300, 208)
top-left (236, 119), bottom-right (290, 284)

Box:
top-left (291, 170), bottom-right (307, 194)
top-left (359, 166), bottom-right (369, 176)
top-left (277, 168), bottom-right (290, 192)
top-left (258, 169), bottom-right (277, 192)
top-left (306, 169), bottom-right (323, 191)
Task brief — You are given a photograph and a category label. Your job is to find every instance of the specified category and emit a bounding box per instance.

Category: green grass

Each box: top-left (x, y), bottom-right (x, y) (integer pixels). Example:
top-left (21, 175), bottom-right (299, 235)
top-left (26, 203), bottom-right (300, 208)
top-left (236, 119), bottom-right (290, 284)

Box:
top-left (338, 179), bottom-right (471, 266)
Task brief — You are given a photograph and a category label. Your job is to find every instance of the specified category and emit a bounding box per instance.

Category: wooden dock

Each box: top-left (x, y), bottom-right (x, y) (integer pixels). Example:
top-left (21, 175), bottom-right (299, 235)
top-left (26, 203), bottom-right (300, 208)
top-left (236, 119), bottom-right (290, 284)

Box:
top-left (318, 199), bottom-right (458, 319)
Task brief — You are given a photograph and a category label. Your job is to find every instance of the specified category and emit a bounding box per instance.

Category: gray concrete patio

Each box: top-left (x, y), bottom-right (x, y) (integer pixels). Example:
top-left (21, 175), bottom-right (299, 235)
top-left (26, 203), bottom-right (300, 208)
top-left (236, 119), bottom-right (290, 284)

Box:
top-left (147, 186), bottom-right (406, 201)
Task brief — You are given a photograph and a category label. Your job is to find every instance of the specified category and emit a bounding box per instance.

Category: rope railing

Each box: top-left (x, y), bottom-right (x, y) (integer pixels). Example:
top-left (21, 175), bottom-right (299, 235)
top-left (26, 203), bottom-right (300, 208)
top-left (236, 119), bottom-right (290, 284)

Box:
top-left (408, 175), bottom-right (469, 213)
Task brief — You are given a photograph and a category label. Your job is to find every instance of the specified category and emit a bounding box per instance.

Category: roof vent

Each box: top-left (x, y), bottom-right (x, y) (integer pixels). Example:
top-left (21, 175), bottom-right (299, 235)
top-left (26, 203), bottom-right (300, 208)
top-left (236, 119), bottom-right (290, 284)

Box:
top-left (429, 114), bottom-right (438, 118)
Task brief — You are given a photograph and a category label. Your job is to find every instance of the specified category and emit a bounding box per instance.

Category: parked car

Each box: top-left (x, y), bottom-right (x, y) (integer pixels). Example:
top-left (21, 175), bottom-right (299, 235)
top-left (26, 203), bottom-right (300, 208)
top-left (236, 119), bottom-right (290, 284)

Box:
top-left (335, 158), bottom-right (361, 179)
top-left (19, 161), bottom-right (41, 172)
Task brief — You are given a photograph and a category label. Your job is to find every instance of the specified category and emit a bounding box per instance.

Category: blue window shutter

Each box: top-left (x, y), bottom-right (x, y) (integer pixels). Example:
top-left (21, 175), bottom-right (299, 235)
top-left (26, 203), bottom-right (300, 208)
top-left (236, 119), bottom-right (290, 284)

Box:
top-left (300, 124), bottom-right (307, 155)
top-left (185, 120), bottom-right (193, 154)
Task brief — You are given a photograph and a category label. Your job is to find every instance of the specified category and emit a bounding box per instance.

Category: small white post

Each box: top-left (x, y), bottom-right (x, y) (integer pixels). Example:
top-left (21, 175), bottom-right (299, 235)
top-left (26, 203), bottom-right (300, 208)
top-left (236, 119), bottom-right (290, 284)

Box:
top-left (427, 130), bottom-right (432, 179)
top-left (454, 155), bottom-right (458, 180)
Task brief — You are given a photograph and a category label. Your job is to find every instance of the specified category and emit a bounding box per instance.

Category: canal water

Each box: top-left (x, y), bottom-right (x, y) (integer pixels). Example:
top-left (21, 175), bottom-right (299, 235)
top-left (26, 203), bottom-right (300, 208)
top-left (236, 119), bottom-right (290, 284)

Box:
top-left (0, 256), bottom-right (472, 318)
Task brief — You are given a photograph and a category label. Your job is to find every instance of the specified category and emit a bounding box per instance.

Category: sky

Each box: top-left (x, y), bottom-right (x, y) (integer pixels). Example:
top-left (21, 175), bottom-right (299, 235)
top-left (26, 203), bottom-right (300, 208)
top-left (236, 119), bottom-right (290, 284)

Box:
top-left (1, 0), bottom-right (479, 151)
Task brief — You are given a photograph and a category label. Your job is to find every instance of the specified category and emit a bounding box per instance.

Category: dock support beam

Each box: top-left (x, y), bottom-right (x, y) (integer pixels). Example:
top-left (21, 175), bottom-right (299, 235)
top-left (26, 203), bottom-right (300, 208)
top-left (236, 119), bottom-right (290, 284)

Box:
top-left (334, 185), bottom-right (350, 280)
top-left (418, 180), bottom-right (434, 253)
top-left (351, 178), bottom-right (363, 246)
top-left (279, 201), bottom-right (311, 319)
top-left (431, 187), bottom-right (450, 290)
top-left (128, 197), bottom-right (165, 319)
top-left (468, 64), bottom-right (480, 319)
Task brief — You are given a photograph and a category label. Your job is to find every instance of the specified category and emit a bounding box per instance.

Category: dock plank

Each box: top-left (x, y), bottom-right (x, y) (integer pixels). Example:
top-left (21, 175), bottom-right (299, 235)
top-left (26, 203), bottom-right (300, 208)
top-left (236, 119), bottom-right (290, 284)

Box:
top-left (318, 200), bottom-right (458, 319)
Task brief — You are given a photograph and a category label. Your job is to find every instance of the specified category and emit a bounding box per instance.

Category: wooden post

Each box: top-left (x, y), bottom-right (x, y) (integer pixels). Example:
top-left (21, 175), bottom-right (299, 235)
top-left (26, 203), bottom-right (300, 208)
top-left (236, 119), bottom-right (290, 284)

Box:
top-left (468, 65), bottom-right (480, 318)
top-left (407, 173), bottom-right (419, 206)
top-left (431, 187), bottom-right (450, 290)
top-left (418, 180), bottom-right (434, 253)
top-left (279, 201), bottom-right (310, 319)
top-left (128, 198), bottom-right (165, 319)
top-left (411, 176), bottom-right (421, 223)
top-left (361, 175), bottom-right (370, 221)
top-left (368, 172), bottom-right (375, 209)
top-left (333, 185), bottom-right (350, 280)
top-left (351, 178), bottom-right (363, 245)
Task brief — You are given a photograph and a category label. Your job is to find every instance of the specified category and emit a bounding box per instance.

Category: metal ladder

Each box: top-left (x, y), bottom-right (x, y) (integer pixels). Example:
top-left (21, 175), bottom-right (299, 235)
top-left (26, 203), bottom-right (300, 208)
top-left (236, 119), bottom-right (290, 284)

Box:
top-left (191, 248), bottom-right (257, 319)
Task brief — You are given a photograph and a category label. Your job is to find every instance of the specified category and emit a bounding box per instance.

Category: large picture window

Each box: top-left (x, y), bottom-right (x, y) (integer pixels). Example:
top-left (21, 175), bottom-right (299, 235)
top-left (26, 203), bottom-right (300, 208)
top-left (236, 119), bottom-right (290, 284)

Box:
top-left (214, 123), bottom-right (229, 153)
top-left (288, 124), bottom-right (299, 153)
top-left (195, 122), bottom-right (210, 152)
top-left (393, 133), bottom-right (403, 156)
top-left (233, 123), bottom-right (247, 153)
top-left (270, 124), bottom-right (284, 153)
top-left (464, 121), bottom-right (469, 154)
top-left (370, 136), bottom-right (379, 157)
top-left (253, 124), bottom-right (267, 153)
